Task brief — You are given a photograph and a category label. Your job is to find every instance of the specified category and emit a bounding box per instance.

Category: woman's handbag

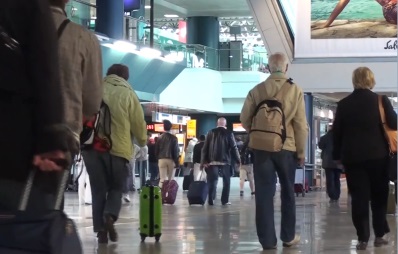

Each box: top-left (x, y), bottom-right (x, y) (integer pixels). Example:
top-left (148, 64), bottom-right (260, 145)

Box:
top-left (378, 96), bottom-right (397, 181)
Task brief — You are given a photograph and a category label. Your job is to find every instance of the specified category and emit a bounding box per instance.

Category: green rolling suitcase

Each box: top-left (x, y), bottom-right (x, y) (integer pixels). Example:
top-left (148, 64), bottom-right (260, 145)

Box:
top-left (139, 185), bottom-right (162, 242)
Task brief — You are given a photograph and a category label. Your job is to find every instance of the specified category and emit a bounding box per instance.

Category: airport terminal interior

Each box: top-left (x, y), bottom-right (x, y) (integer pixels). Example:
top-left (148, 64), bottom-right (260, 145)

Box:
top-left (62, 0), bottom-right (397, 253)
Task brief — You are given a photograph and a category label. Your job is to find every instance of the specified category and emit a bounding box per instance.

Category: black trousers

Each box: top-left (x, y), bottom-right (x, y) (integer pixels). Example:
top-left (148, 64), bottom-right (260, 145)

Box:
top-left (345, 159), bottom-right (389, 242)
top-left (206, 165), bottom-right (231, 205)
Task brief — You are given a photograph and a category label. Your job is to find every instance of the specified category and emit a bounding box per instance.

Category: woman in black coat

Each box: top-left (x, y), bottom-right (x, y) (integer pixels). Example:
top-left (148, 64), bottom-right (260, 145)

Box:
top-left (332, 67), bottom-right (397, 251)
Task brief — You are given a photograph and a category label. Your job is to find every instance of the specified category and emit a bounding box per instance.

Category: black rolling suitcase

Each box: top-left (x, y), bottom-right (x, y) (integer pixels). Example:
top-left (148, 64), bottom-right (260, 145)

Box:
top-left (0, 169), bottom-right (83, 254)
top-left (187, 171), bottom-right (209, 205)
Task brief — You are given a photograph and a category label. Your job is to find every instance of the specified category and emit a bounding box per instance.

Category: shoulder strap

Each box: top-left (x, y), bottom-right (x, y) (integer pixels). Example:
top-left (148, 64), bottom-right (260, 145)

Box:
top-left (378, 95), bottom-right (386, 124)
top-left (57, 19), bottom-right (70, 39)
top-left (274, 78), bottom-right (293, 101)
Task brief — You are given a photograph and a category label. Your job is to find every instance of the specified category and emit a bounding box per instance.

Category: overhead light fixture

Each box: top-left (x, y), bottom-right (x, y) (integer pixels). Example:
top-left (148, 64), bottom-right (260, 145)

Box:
top-left (145, 5), bottom-right (151, 9)
top-left (164, 14), bottom-right (179, 18)
top-left (140, 47), bottom-right (162, 57)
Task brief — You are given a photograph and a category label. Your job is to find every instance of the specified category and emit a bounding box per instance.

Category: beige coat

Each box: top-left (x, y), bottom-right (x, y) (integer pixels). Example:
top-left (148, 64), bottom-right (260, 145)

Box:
top-left (52, 7), bottom-right (103, 136)
top-left (240, 72), bottom-right (308, 158)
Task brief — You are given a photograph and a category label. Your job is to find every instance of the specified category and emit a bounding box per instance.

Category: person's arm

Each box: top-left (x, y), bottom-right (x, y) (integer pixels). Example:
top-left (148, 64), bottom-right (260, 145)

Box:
top-left (332, 103), bottom-right (343, 161)
top-left (382, 95), bottom-right (397, 130)
top-left (201, 132), bottom-right (212, 165)
top-left (229, 133), bottom-right (241, 164)
top-left (82, 33), bottom-right (103, 118)
top-left (29, 0), bottom-right (75, 156)
top-left (173, 137), bottom-right (180, 167)
top-left (291, 89), bottom-right (309, 160)
top-left (129, 92), bottom-right (147, 146)
top-left (240, 91), bottom-right (256, 132)
top-left (316, 0), bottom-right (350, 28)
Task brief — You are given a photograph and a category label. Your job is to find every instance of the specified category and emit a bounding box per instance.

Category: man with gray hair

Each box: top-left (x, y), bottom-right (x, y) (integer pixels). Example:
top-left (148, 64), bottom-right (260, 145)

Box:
top-left (240, 52), bottom-right (308, 249)
top-left (201, 118), bottom-right (241, 206)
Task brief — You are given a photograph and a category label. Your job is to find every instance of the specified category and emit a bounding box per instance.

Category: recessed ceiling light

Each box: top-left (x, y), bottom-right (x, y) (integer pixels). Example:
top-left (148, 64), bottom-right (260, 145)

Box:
top-left (145, 5), bottom-right (151, 9)
top-left (164, 14), bottom-right (179, 18)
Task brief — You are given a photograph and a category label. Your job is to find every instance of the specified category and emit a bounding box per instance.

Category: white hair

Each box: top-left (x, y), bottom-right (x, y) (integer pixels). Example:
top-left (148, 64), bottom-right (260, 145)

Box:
top-left (268, 52), bottom-right (289, 73)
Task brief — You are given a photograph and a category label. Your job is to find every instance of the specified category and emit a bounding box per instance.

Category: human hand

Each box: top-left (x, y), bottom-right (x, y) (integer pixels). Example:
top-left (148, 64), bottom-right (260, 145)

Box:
top-left (297, 158), bottom-right (305, 167)
top-left (33, 150), bottom-right (69, 172)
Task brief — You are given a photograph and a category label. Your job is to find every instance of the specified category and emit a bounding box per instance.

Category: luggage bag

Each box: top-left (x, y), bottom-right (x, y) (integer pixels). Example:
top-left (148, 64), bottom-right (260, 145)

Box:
top-left (0, 169), bottom-right (82, 254)
top-left (187, 171), bottom-right (208, 205)
top-left (139, 184), bottom-right (162, 242)
top-left (162, 180), bottom-right (179, 205)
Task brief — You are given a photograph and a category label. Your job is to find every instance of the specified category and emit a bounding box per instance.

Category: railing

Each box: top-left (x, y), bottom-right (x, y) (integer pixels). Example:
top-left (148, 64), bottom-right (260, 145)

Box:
top-left (66, 0), bottom-right (269, 72)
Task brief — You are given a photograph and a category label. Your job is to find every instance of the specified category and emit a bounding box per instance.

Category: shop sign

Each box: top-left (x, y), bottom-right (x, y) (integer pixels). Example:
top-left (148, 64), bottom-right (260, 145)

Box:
top-left (154, 124), bottom-right (164, 132)
top-left (232, 123), bottom-right (246, 132)
top-left (187, 120), bottom-right (197, 139)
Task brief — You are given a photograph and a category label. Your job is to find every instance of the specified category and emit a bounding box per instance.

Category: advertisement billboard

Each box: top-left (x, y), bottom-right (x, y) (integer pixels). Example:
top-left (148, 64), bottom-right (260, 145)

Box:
top-left (124, 0), bottom-right (141, 12)
top-left (294, 0), bottom-right (397, 58)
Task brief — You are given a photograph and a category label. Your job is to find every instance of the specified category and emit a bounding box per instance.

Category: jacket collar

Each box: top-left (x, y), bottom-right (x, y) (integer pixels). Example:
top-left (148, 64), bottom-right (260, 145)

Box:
top-left (269, 72), bottom-right (288, 80)
top-left (104, 75), bottom-right (132, 90)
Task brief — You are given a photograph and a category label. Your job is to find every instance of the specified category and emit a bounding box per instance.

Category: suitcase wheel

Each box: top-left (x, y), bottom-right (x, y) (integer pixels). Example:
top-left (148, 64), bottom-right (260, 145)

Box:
top-left (155, 234), bottom-right (161, 242)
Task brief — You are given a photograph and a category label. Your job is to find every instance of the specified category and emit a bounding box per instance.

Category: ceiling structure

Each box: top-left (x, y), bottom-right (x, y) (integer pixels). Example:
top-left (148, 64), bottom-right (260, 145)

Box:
top-left (141, 102), bottom-right (213, 117)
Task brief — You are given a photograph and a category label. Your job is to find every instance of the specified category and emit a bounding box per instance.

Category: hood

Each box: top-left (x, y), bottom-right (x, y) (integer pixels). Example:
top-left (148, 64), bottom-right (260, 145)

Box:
top-left (104, 74), bottom-right (132, 90)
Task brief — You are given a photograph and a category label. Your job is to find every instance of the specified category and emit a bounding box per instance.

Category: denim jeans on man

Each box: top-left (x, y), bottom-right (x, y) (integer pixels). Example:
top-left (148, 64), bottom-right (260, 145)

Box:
top-left (206, 165), bottom-right (231, 205)
top-left (253, 149), bottom-right (297, 248)
top-left (325, 168), bottom-right (341, 200)
top-left (82, 149), bottom-right (127, 232)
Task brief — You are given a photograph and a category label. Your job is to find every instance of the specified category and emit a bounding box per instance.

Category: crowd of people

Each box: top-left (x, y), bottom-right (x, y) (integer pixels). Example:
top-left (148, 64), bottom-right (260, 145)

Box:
top-left (0, 0), bottom-right (396, 252)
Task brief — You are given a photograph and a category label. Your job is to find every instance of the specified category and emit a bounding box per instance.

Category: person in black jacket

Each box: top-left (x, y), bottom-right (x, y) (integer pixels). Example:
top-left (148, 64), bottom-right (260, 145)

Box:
top-left (201, 118), bottom-right (241, 205)
top-left (0, 0), bottom-right (77, 211)
top-left (239, 139), bottom-right (255, 196)
top-left (333, 67), bottom-right (397, 251)
top-left (192, 135), bottom-right (206, 180)
top-left (148, 137), bottom-right (159, 181)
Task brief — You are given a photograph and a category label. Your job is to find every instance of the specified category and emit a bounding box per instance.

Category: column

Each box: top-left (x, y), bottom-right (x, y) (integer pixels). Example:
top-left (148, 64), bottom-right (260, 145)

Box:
top-left (96, 0), bottom-right (124, 39)
top-left (304, 93), bottom-right (314, 186)
top-left (186, 16), bottom-right (219, 70)
top-left (189, 114), bottom-right (218, 137)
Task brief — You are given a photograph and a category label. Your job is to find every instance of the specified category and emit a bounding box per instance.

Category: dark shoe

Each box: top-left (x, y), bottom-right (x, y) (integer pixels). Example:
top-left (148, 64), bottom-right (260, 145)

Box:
top-left (104, 214), bottom-right (118, 242)
top-left (263, 245), bottom-right (277, 250)
top-left (240, 191), bottom-right (244, 197)
top-left (356, 241), bottom-right (368, 250)
top-left (222, 202), bottom-right (232, 206)
top-left (374, 237), bottom-right (388, 247)
top-left (251, 192), bottom-right (255, 196)
top-left (97, 231), bottom-right (108, 244)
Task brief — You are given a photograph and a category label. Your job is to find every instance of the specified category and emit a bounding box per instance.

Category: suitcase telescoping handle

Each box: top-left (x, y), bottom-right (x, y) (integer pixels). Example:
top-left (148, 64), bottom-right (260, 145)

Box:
top-left (19, 168), bottom-right (70, 211)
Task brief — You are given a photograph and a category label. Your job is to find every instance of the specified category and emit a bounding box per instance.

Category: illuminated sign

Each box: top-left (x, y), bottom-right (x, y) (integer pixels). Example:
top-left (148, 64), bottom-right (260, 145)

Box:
top-left (124, 0), bottom-right (140, 12)
top-left (187, 120), bottom-right (197, 139)
top-left (152, 112), bottom-right (191, 125)
top-left (147, 124), bottom-right (154, 130)
top-left (232, 123), bottom-right (246, 132)
top-left (154, 124), bottom-right (164, 132)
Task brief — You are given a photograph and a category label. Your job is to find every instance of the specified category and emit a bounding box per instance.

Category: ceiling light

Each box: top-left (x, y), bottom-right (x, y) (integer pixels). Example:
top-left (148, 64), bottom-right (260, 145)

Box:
top-left (145, 5), bottom-right (151, 9)
top-left (164, 14), bottom-right (179, 18)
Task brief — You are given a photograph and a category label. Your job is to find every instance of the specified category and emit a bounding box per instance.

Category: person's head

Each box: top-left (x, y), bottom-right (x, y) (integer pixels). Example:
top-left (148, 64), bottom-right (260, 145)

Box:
top-left (199, 135), bottom-right (206, 142)
top-left (163, 120), bottom-right (172, 132)
top-left (107, 64), bottom-right (130, 80)
top-left (267, 52), bottom-right (289, 73)
top-left (48, 0), bottom-right (69, 9)
top-left (352, 67), bottom-right (375, 90)
top-left (217, 117), bottom-right (227, 128)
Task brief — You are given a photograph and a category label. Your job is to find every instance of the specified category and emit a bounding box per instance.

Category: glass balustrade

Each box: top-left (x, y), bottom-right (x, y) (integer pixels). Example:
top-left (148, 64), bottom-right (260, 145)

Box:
top-left (67, 0), bottom-right (269, 72)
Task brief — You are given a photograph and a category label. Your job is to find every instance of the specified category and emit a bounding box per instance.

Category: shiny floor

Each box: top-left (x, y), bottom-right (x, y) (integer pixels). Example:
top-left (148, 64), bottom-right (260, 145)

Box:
top-left (65, 178), bottom-right (397, 254)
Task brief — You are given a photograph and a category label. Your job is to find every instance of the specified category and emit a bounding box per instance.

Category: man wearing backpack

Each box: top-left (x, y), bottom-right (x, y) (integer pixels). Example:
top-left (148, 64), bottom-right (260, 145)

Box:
top-left (240, 52), bottom-right (308, 250)
top-left (49, 0), bottom-right (103, 141)
top-left (82, 64), bottom-right (147, 244)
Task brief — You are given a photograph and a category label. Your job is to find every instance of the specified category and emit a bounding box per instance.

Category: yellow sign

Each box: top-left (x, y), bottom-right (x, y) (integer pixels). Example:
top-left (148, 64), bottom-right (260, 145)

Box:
top-left (187, 120), bottom-right (197, 139)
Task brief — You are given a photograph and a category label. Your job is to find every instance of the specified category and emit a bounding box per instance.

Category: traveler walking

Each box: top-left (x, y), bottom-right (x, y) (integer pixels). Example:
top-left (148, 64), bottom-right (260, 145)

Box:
top-left (240, 52), bottom-right (308, 249)
top-left (82, 64), bottom-right (147, 244)
top-left (239, 140), bottom-right (255, 197)
top-left (201, 118), bottom-right (241, 206)
top-left (193, 135), bottom-right (206, 180)
top-left (332, 67), bottom-right (397, 250)
top-left (148, 137), bottom-right (159, 181)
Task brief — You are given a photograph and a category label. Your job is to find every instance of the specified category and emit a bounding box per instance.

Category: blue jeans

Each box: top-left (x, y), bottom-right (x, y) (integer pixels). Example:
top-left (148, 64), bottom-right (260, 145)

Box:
top-left (149, 161), bottom-right (159, 180)
top-left (206, 165), bottom-right (231, 205)
top-left (325, 168), bottom-right (341, 200)
top-left (253, 149), bottom-right (297, 248)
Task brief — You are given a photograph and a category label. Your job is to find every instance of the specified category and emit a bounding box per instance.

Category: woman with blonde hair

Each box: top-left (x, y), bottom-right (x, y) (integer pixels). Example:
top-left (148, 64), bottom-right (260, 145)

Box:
top-left (332, 67), bottom-right (397, 250)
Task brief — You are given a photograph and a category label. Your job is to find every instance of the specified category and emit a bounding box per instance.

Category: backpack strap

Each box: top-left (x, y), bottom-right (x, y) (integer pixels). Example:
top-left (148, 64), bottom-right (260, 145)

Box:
top-left (274, 78), bottom-right (293, 101)
top-left (57, 19), bottom-right (70, 39)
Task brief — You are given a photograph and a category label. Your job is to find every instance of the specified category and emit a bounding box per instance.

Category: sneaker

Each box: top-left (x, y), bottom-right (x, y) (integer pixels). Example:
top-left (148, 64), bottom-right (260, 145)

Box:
top-left (356, 241), bottom-right (368, 250)
top-left (123, 194), bottom-right (131, 203)
top-left (240, 191), bottom-right (244, 197)
top-left (374, 237), bottom-right (388, 247)
top-left (222, 202), bottom-right (232, 206)
top-left (283, 234), bottom-right (300, 248)
top-left (104, 214), bottom-right (118, 242)
top-left (97, 231), bottom-right (108, 244)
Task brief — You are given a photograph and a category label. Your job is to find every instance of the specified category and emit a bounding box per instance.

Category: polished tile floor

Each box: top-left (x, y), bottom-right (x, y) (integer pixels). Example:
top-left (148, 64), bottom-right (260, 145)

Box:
top-left (65, 178), bottom-right (397, 254)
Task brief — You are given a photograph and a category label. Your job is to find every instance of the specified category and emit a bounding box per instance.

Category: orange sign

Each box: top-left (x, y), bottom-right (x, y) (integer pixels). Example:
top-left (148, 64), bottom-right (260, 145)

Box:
top-left (154, 124), bottom-right (164, 132)
top-left (233, 123), bottom-right (245, 132)
top-left (187, 120), bottom-right (196, 139)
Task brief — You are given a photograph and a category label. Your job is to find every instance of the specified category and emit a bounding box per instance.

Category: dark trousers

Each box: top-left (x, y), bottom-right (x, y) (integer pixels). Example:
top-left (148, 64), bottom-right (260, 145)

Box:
top-left (206, 165), bottom-right (231, 205)
top-left (253, 149), bottom-right (296, 248)
top-left (149, 161), bottom-right (159, 180)
top-left (345, 159), bottom-right (389, 242)
top-left (325, 168), bottom-right (341, 200)
top-left (82, 150), bottom-right (128, 233)
top-left (138, 160), bottom-right (147, 189)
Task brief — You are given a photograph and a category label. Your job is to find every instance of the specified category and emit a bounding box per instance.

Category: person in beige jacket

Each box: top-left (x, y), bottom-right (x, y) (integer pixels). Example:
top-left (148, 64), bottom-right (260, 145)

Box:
top-left (49, 0), bottom-right (103, 140)
top-left (240, 52), bottom-right (308, 250)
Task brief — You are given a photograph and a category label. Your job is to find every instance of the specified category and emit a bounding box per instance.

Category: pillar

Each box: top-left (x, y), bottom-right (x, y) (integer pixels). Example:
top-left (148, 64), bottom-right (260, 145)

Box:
top-left (189, 114), bottom-right (218, 137)
top-left (304, 93), bottom-right (314, 186)
top-left (96, 0), bottom-right (124, 39)
top-left (186, 16), bottom-right (219, 70)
